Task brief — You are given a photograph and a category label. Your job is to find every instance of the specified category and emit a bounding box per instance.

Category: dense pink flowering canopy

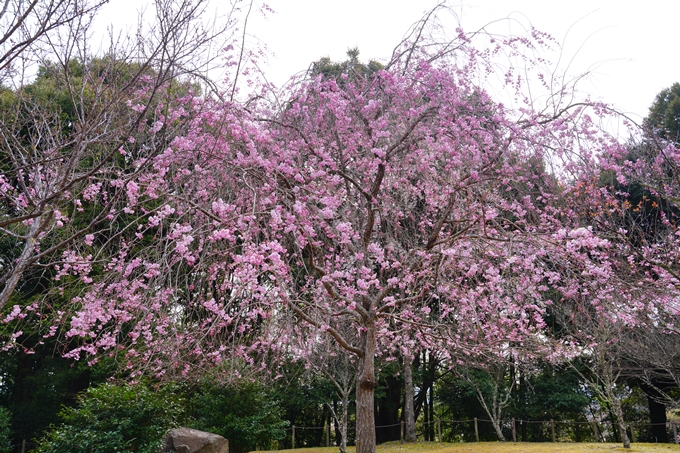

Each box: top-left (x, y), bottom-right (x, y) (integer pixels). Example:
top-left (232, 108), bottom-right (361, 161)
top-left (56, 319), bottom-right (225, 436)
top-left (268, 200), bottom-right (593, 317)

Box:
top-left (0, 57), bottom-right (615, 365)
top-left (2, 14), bottom-right (679, 451)
top-left (1, 18), bottom-right (677, 400)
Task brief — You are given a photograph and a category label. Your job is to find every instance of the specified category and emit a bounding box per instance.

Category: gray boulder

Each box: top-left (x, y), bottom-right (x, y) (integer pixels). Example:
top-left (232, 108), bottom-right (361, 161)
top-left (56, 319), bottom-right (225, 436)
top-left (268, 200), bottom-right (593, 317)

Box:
top-left (162, 428), bottom-right (228, 453)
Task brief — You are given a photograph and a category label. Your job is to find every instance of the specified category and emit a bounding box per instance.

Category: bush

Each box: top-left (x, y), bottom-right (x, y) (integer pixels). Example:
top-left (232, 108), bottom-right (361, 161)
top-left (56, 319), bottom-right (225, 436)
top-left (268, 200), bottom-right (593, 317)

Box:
top-left (0, 407), bottom-right (11, 453)
top-left (190, 380), bottom-right (288, 453)
top-left (34, 382), bottom-right (185, 453)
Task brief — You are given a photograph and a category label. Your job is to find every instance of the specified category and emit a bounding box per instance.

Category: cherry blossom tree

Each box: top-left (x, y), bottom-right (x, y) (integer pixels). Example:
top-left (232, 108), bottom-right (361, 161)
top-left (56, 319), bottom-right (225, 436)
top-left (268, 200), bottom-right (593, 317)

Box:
top-left (5, 8), bottom-right (660, 453)
top-left (550, 290), bottom-right (631, 446)
top-left (608, 99), bottom-right (680, 423)
top-left (0, 0), bottom-right (108, 85)
top-left (0, 0), bottom-right (250, 314)
top-left (439, 304), bottom-right (548, 441)
top-left (542, 167), bottom-right (680, 449)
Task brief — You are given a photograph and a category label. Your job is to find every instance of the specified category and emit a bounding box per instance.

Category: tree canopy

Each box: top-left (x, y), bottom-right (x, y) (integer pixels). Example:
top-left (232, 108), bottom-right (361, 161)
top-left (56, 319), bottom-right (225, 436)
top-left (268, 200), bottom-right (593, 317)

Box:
top-left (646, 82), bottom-right (680, 142)
top-left (0, 3), bottom-right (679, 453)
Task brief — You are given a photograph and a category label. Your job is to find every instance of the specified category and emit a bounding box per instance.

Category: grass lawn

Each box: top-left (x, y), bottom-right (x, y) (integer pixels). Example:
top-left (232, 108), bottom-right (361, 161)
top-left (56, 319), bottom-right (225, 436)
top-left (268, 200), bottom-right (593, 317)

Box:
top-left (255, 441), bottom-right (680, 453)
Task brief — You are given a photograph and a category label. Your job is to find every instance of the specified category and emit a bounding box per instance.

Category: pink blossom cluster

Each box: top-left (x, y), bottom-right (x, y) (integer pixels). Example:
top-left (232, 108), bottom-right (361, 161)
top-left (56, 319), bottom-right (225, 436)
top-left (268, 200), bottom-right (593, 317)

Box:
top-left (1, 22), bottom-right (676, 388)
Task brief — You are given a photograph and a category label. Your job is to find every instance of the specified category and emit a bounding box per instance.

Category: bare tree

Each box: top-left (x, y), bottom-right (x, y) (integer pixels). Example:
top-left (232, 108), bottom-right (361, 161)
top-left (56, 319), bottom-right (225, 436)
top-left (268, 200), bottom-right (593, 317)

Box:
top-left (554, 301), bottom-right (633, 448)
top-left (0, 0), bottom-right (245, 313)
top-left (621, 326), bottom-right (680, 405)
top-left (618, 323), bottom-right (680, 443)
top-left (443, 339), bottom-right (537, 443)
top-left (0, 0), bottom-right (109, 85)
top-left (298, 325), bottom-right (356, 453)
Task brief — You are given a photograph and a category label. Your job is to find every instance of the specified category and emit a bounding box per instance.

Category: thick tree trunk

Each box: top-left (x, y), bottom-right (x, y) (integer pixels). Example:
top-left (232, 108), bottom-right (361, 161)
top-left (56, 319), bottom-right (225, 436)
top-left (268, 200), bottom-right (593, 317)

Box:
top-left (403, 355), bottom-right (416, 442)
top-left (355, 320), bottom-right (377, 453)
top-left (491, 417), bottom-right (506, 442)
top-left (647, 395), bottom-right (668, 443)
top-left (641, 382), bottom-right (668, 443)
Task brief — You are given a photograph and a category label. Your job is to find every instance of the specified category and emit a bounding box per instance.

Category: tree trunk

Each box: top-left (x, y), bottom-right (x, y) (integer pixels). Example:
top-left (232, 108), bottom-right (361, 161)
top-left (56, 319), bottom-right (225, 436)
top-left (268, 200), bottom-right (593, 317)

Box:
top-left (403, 355), bottom-right (416, 442)
top-left (423, 377), bottom-right (430, 441)
top-left (640, 382), bottom-right (668, 443)
top-left (611, 396), bottom-right (631, 448)
top-left (0, 215), bottom-right (44, 311)
top-left (341, 395), bottom-right (349, 453)
top-left (428, 383), bottom-right (435, 441)
top-left (329, 379), bottom-right (352, 453)
top-left (333, 399), bottom-right (341, 446)
top-left (491, 417), bottom-right (506, 442)
top-left (518, 371), bottom-right (527, 441)
top-left (647, 395), bottom-right (668, 443)
top-left (355, 319), bottom-right (377, 453)
top-left (317, 405), bottom-right (328, 445)
top-left (338, 386), bottom-right (351, 453)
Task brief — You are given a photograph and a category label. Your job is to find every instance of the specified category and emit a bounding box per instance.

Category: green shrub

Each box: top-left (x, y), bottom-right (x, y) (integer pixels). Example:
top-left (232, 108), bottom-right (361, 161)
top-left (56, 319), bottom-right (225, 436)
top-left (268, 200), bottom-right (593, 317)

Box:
top-left (0, 407), bottom-right (11, 453)
top-left (34, 382), bottom-right (185, 453)
top-left (190, 380), bottom-right (288, 453)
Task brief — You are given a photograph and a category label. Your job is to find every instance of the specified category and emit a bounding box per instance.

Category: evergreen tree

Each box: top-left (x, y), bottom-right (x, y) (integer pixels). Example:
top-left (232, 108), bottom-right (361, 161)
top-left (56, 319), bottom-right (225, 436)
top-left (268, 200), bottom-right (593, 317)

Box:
top-left (646, 82), bottom-right (680, 142)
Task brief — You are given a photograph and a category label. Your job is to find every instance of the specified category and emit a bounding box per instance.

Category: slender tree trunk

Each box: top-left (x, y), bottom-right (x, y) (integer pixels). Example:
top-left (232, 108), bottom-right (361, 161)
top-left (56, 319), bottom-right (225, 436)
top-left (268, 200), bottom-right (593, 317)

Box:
top-left (519, 371), bottom-right (527, 442)
top-left (423, 380), bottom-right (430, 441)
top-left (422, 352), bottom-right (431, 441)
top-left (403, 354), bottom-right (416, 442)
top-left (472, 383), bottom-right (506, 441)
top-left (340, 393), bottom-right (349, 453)
top-left (611, 396), bottom-right (631, 448)
top-left (355, 319), bottom-right (377, 453)
top-left (333, 399), bottom-right (341, 447)
top-left (333, 388), bottom-right (349, 453)
top-left (329, 386), bottom-right (351, 452)
top-left (492, 383), bottom-right (507, 442)
top-left (428, 383), bottom-right (435, 441)
top-left (0, 215), bottom-right (45, 310)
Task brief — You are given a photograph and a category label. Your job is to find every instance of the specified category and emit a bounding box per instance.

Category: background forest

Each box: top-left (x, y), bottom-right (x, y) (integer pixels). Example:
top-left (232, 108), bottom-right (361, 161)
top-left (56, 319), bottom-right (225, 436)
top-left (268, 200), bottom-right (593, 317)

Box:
top-left (0, 1), bottom-right (679, 453)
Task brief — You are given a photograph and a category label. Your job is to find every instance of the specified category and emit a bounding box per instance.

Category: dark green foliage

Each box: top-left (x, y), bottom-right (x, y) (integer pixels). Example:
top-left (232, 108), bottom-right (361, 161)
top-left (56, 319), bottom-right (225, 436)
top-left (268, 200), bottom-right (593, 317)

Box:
top-left (0, 349), bottom-right (104, 449)
top-left (521, 366), bottom-right (590, 419)
top-left (436, 371), bottom-right (500, 441)
top-left (620, 386), bottom-right (650, 431)
top-left (33, 383), bottom-right (185, 453)
top-left (598, 162), bottom-right (679, 248)
top-left (190, 380), bottom-right (288, 453)
top-left (0, 407), bottom-right (11, 453)
top-left (437, 363), bottom-right (592, 442)
top-left (310, 48), bottom-right (384, 82)
top-left (514, 365), bottom-right (592, 442)
top-left (375, 364), bottom-right (403, 444)
top-left (646, 82), bottom-right (680, 142)
top-left (270, 364), bottom-right (353, 448)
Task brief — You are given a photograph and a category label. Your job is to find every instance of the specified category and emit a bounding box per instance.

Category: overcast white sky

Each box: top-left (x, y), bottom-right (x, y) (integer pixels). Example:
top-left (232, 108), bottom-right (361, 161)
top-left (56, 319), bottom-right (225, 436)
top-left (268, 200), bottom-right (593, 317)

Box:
top-left (98, 0), bottom-right (679, 124)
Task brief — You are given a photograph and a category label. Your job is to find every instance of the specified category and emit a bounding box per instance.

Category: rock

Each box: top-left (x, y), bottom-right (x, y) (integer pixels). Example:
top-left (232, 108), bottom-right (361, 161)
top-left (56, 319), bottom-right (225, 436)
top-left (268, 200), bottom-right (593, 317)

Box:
top-left (162, 428), bottom-right (229, 453)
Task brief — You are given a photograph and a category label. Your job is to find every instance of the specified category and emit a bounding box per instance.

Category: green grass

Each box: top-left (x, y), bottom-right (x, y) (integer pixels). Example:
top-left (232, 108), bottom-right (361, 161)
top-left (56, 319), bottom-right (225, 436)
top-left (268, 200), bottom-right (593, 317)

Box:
top-left (254, 441), bottom-right (680, 453)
